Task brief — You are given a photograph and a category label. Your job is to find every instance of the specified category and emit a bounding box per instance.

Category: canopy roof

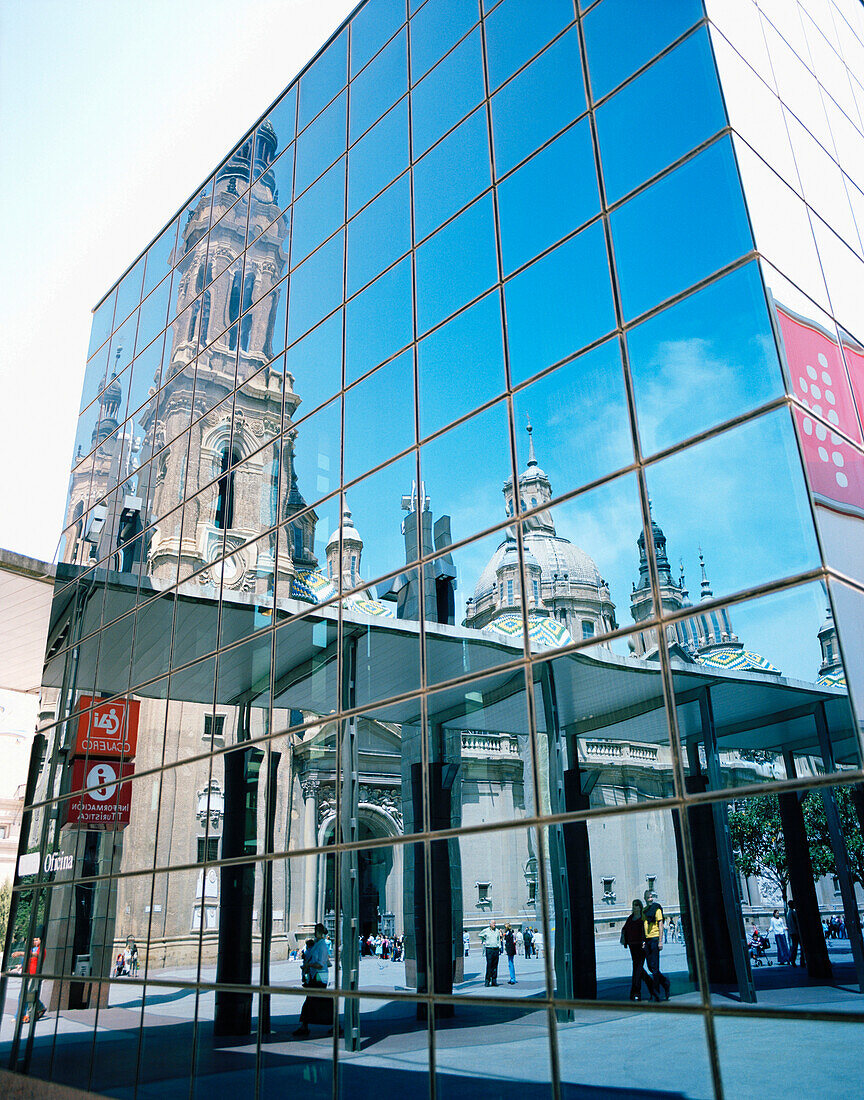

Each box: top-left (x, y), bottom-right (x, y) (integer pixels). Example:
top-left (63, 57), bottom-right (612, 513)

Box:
top-left (43, 566), bottom-right (860, 766)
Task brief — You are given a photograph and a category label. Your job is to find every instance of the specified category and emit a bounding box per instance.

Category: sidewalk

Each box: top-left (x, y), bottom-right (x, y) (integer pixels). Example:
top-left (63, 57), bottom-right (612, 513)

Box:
top-left (3, 941), bottom-right (863, 1098)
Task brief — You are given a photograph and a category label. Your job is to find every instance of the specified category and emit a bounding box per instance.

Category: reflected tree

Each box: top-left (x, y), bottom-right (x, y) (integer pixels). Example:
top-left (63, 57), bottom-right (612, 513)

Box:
top-left (728, 793), bottom-right (834, 903)
top-left (803, 788), bottom-right (864, 888)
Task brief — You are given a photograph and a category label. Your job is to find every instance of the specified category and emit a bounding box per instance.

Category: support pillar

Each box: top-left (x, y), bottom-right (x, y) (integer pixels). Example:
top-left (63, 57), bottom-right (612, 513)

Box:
top-left (699, 688), bottom-right (755, 1002)
top-left (340, 636), bottom-right (360, 1050)
top-left (779, 752), bottom-right (832, 981)
top-left (215, 731), bottom-right (263, 1036)
top-left (301, 779), bottom-right (319, 924)
top-left (540, 663), bottom-right (595, 1005)
top-left (814, 704), bottom-right (864, 993)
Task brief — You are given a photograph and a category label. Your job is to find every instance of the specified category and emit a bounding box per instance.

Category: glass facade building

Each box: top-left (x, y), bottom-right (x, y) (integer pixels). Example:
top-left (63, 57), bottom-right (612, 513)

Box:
top-left (4, 0), bottom-right (864, 1095)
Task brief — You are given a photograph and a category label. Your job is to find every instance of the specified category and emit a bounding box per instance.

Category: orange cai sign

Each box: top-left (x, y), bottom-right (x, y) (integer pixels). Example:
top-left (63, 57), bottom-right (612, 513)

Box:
top-left (74, 695), bottom-right (139, 759)
top-left (64, 759), bottom-right (134, 831)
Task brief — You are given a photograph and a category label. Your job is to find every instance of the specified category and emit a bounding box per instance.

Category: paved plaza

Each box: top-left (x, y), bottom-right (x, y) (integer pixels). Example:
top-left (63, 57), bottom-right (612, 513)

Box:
top-left (4, 939), bottom-right (864, 1098)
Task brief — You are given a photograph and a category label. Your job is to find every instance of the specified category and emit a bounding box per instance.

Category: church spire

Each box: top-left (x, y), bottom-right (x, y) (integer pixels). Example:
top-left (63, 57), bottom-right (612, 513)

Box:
top-left (698, 548), bottom-right (713, 601)
top-left (526, 415), bottom-right (538, 468)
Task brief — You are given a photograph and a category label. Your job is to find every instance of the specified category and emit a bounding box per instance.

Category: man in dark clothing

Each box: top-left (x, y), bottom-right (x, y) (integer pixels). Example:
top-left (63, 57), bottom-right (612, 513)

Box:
top-left (787, 901), bottom-right (803, 967)
top-left (523, 927), bottom-right (533, 959)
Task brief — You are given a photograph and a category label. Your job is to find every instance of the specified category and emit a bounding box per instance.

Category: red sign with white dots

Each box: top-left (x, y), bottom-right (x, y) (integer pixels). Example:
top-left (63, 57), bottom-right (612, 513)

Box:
top-left (775, 303), bottom-right (864, 516)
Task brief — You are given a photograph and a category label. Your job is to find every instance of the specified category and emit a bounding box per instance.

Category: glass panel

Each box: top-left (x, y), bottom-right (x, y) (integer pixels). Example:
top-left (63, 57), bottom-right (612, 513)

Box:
top-left (295, 89), bottom-right (347, 197)
top-left (513, 351), bottom-right (634, 501)
top-left (343, 351), bottom-right (416, 483)
top-left (597, 28), bottom-right (727, 205)
top-left (286, 230), bottom-right (345, 343)
top-left (88, 289), bottom-right (117, 360)
top-left (645, 409), bottom-right (821, 603)
top-left (611, 138), bottom-right (753, 322)
top-left (411, 26), bottom-right (485, 158)
top-left (504, 221), bottom-right (616, 387)
top-left (428, 825), bottom-right (543, 997)
top-left (298, 28), bottom-right (348, 130)
top-left (291, 155), bottom-right (346, 267)
top-left (115, 256), bottom-right (146, 329)
top-left (350, 0), bottom-right (405, 77)
top-left (418, 291), bottom-right (506, 439)
top-left (712, 781), bottom-right (864, 1011)
top-left (345, 255), bottom-right (413, 384)
top-left (582, 0), bottom-right (704, 101)
top-left (490, 25), bottom-right (586, 177)
top-left (349, 26), bottom-right (408, 143)
top-left (337, 453), bottom-right (418, 590)
top-left (284, 396), bottom-right (342, 518)
top-left (413, 106), bottom-right (491, 243)
top-left (348, 98), bottom-right (409, 217)
top-left (484, 0), bottom-right (574, 91)
top-left (419, 398), bottom-right (514, 545)
top-left (497, 117), bottom-right (599, 275)
top-left (347, 172), bottom-right (411, 296)
top-left (410, 0), bottom-right (477, 84)
top-left (627, 262), bottom-right (785, 457)
top-left (254, 85), bottom-right (297, 179)
top-left (416, 194), bottom-right (498, 334)
top-left (285, 309), bottom-right (344, 422)
top-left (142, 218), bottom-right (179, 300)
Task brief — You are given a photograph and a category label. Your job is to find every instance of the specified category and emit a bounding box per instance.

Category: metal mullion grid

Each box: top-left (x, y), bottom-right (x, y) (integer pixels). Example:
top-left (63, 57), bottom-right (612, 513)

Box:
top-left (186, 556), bottom-right (236, 1100)
top-left (518, 656), bottom-right (563, 1096)
top-left (329, 27), bottom-right (352, 1096)
top-left (406, 11), bottom-right (437, 1090)
top-left (483, 3), bottom-right (564, 1093)
top-left (575, 6), bottom-right (726, 1097)
top-left (716, 15), bottom-right (864, 598)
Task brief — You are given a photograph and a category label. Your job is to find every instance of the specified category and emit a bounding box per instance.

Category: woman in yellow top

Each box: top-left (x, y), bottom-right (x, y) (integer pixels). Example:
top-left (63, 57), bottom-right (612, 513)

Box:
top-left (642, 890), bottom-right (671, 1000)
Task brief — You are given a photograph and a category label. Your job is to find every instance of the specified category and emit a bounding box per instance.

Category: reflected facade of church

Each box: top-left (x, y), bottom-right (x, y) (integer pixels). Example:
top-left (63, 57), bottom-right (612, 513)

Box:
top-left (6, 1), bottom-right (864, 1095)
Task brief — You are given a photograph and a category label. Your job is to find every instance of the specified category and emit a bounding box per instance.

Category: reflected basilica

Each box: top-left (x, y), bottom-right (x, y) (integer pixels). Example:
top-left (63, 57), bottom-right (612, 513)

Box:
top-left (49, 125), bottom-right (846, 995)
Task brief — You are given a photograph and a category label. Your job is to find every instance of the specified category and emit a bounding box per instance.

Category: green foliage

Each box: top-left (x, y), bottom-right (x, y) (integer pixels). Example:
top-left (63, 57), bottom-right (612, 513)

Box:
top-left (728, 794), bottom-right (790, 902)
top-left (802, 786), bottom-right (864, 887)
top-left (728, 790), bottom-right (858, 901)
top-left (0, 879), bottom-right (11, 949)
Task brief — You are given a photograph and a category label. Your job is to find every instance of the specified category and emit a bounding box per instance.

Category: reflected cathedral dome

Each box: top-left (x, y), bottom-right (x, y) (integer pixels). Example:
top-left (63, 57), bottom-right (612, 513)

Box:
top-left (465, 422), bottom-right (618, 646)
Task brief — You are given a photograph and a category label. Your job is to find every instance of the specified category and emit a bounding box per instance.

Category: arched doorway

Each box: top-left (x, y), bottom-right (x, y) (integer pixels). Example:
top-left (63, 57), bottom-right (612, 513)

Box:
top-left (320, 812), bottom-right (398, 935)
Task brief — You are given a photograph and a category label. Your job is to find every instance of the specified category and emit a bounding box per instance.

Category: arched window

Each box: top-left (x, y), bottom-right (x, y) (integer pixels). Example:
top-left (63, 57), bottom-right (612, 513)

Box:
top-left (215, 446), bottom-right (238, 530)
top-left (240, 271), bottom-right (255, 351)
top-left (200, 291), bottom-right (211, 344)
top-left (227, 270), bottom-right (242, 349)
top-left (188, 299), bottom-right (200, 341)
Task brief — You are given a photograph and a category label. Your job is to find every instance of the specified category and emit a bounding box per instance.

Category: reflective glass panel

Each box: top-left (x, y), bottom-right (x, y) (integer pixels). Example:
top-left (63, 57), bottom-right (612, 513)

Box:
top-left (411, 26), bottom-right (485, 158)
top-left (611, 138), bottom-right (753, 321)
top-left (345, 255), bottom-right (413, 383)
top-left (504, 221), bottom-right (615, 386)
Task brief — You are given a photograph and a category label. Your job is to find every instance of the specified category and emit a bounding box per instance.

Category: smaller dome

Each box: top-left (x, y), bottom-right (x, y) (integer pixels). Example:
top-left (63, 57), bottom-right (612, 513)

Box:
top-left (482, 612), bottom-right (573, 652)
top-left (326, 505), bottom-right (362, 550)
top-left (523, 545), bottom-right (541, 572)
top-left (694, 646), bottom-right (781, 676)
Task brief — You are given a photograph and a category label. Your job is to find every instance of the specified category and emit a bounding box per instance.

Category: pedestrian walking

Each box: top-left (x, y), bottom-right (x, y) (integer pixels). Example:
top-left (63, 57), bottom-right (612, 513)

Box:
top-left (293, 923), bottom-right (336, 1038)
top-left (642, 890), bottom-right (671, 1000)
top-left (522, 926), bottom-right (533, 958)
top-left (22, 937), bottom-right (46, 1023)
top-left (463, 930), bottom-right (470, 957)
top-left (479, 920), bottom-right (501, 987)
top-left (787, 900), bottom-right (802, 967)
top-left (504, 924), bottom-right (518, 984)
top-left (620, 900), bottom-right (657, 1001)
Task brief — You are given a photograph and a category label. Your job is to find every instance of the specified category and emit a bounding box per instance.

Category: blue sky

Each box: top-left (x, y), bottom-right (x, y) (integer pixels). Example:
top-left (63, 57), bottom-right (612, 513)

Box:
top-left (0, 0), bottom-right (353, 561)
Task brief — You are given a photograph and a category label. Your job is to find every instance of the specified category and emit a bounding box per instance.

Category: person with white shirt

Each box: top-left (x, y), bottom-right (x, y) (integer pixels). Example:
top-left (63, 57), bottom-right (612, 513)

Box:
top-left (769, 909), bottom-right (790, 964)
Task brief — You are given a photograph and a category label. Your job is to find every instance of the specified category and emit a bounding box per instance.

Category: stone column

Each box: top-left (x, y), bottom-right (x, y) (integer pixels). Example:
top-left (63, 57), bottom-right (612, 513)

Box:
top-left (300, 778), bottom-right (319, 925)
